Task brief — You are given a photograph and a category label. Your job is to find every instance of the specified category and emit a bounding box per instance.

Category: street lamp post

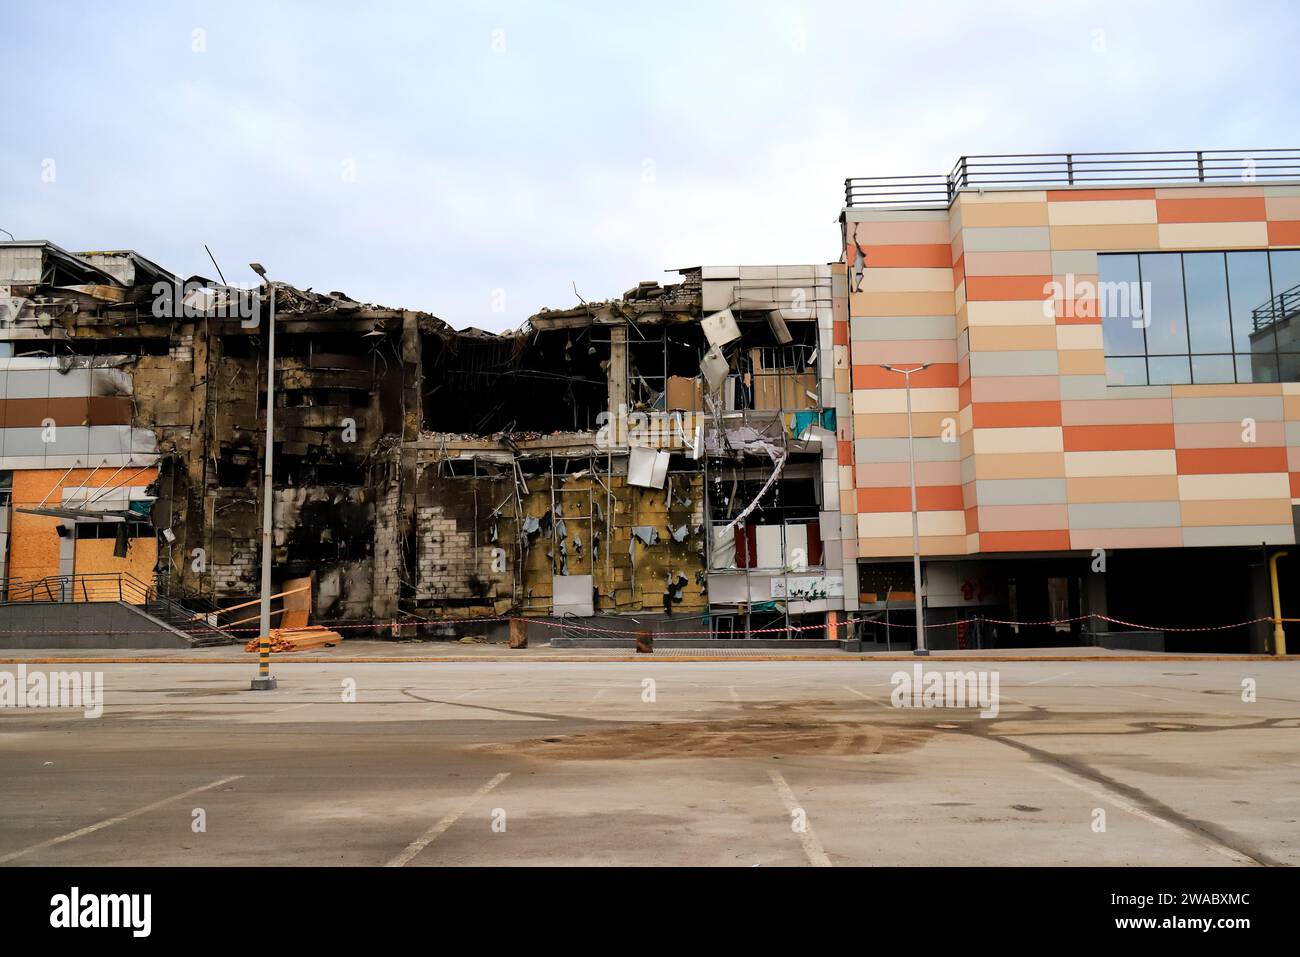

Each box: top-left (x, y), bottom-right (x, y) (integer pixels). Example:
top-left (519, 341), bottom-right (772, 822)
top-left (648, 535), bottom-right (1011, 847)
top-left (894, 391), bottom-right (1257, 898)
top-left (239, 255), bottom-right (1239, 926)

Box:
top-left (881, 364), bottom-right (930, 656)
top-left (250, 263), bottom-right (278, 690)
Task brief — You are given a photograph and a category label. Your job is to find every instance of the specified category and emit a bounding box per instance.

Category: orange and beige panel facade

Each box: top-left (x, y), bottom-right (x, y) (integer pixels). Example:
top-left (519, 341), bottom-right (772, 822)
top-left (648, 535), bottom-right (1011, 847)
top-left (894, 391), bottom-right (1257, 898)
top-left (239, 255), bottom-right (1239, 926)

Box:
top-left (841, 182), bottom-right (1300, 558)
top-left (0, 356), bottom-right (160, 592)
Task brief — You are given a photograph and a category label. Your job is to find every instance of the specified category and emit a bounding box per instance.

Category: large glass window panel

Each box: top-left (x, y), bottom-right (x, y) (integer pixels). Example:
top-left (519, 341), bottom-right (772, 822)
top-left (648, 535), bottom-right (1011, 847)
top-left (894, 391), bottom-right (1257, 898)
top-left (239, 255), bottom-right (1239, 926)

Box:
top-left (1269, 250), bottom-right (1300, 354)
top-left (1236, 352), bottom-right (1279, 383)
top-left (1227, 250), bottom-right (1275, 354)
top-left (1182, 252), bottom-right (1232, 353)
top-left (1138, 253), bottom-right (1188, 354)
top-left (1191, 354), bottom-right (1235, 383)
top-left (1105, 357), bottom-right (1147, 386)
top-left (1148, 355), bottom-right (1190, 385)
top-left (1270, 249), bottom-right (1300, 295)
top-left (1098, 253), bottom-right (1146, 355)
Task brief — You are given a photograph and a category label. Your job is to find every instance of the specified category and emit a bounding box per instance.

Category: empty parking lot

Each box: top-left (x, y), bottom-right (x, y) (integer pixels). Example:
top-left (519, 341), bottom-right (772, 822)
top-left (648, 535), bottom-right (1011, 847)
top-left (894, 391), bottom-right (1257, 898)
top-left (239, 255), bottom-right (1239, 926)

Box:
top-left (0, 657), bottom-right (1297, 866)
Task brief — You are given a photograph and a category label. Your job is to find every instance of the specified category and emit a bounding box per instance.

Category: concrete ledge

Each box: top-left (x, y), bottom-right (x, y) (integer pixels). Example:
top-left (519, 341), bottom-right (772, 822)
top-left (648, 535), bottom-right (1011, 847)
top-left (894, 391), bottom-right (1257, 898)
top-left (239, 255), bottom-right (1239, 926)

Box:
top-left (1084, 630), bottom-right (1165, 653)
top-left (0, 601), bottom-right (194, 649)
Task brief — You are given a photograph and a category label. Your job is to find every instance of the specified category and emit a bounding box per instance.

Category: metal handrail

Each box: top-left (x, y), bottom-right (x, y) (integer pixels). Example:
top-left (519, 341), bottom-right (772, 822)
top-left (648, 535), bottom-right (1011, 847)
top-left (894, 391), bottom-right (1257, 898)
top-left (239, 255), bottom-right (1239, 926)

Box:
top-left (845, 149), bottom-right (1300, 208)
top-left (1253, 281), bottom-right (1300, 333)
top-left (0, 571), bottom-right (155, 605)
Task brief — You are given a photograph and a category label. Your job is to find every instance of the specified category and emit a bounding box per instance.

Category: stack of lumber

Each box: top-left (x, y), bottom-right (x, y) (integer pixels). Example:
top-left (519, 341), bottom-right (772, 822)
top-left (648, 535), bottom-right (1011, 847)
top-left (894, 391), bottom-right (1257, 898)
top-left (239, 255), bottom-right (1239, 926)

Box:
top-left (243, 626), bottom-right (344, 653)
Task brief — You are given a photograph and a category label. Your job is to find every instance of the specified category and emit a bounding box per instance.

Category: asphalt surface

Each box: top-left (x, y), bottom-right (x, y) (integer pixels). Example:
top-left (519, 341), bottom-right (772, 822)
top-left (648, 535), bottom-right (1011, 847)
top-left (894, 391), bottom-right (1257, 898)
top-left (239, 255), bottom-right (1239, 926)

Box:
top-left (1, 659), bottom-right (1297, 866)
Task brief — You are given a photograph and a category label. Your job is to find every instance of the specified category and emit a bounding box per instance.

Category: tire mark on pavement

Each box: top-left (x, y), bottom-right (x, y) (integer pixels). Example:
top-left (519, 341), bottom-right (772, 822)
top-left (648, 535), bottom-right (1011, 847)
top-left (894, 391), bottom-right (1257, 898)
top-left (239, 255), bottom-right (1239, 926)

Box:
top-left (980, 732), bottom-right (1279, 866)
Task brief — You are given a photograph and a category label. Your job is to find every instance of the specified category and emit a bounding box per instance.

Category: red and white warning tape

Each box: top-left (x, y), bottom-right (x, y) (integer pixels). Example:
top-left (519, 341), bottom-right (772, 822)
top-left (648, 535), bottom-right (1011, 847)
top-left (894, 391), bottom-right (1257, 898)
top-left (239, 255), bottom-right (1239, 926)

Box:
top-left (0, 612), bottom-right (1274, 637)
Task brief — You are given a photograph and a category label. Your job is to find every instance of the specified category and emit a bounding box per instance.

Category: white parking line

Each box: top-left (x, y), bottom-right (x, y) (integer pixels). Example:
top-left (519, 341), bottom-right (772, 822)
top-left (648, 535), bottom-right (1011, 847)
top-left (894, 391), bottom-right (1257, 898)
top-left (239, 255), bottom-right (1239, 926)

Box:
top-left (1113, 687), bottom-right (1182, 705)
top-left (1025, 671), bottom-right (1072, 686)
top-left (842, 685), bottom-right (889, 708)
top-left (385, 771), bottom-right (511, 867)
top-left (1032, 766), bottom-right (1255, 865)
top-left (767, 770), bottom-right (832, 867)
top-left (0, 775), bottom-right (243, 865)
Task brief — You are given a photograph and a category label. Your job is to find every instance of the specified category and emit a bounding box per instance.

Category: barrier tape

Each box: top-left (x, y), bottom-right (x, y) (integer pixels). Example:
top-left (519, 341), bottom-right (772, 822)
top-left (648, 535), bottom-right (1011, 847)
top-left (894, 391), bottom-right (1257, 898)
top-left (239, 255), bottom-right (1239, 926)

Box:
top-left (0, 612), bottom-right (1274, 637)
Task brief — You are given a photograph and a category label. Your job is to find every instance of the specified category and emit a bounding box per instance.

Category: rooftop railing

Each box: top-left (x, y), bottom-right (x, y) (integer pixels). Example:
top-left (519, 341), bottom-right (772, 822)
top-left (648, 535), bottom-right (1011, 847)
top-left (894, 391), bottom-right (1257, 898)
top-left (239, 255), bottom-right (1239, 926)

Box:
top-left (845, 149), bottom-right (1300, 208)
top-left (1253, 280), bottom-right (1300, 333)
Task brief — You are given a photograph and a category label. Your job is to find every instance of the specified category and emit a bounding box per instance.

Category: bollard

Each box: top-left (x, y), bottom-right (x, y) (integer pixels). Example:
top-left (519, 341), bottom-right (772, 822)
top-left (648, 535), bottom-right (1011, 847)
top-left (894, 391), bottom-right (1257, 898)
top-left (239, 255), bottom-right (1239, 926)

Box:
top-left (635, 630), bottom-right (654, 654)
top-left (509, 618), bottom-right (528, 649)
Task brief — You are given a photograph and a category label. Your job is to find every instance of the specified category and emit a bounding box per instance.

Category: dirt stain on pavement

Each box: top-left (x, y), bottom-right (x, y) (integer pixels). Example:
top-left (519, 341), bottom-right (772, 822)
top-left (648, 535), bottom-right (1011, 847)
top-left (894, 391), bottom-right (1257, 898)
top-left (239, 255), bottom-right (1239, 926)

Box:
top-left (474, 699), bottom-right (936, 760)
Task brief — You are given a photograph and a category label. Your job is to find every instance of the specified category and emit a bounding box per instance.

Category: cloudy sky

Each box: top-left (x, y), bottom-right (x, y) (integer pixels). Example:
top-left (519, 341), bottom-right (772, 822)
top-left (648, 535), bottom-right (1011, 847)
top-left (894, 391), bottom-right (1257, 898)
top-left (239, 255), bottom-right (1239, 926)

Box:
top-left (2, 0), bottom-right (1296, 331)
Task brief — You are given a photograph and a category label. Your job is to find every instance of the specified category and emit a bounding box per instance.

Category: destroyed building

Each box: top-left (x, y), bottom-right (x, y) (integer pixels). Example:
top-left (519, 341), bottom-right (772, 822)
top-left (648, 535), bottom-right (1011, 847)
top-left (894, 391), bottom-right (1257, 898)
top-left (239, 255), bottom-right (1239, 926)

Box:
top-left (0, 243), bottom-right (854, 641)
top-left (4, 149), bottom-right (1297, 653)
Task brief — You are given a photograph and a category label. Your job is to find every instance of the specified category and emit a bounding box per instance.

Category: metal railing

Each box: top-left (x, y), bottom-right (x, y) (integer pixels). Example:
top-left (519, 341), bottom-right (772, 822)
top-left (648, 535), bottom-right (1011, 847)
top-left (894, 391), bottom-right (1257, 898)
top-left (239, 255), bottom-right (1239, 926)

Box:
top-left (1253, 280), bottom-right (1300, 333)
top-left (1, 571), bottom-right (155, 605)
top-left (845, 149), bottom-right (1300, 208)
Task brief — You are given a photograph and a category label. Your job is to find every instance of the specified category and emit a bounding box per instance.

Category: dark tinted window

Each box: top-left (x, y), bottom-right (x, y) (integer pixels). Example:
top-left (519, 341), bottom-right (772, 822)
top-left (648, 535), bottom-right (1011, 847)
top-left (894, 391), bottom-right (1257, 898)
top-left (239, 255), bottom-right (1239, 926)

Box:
top-left (1104, 249), bottom-right (1300, 385)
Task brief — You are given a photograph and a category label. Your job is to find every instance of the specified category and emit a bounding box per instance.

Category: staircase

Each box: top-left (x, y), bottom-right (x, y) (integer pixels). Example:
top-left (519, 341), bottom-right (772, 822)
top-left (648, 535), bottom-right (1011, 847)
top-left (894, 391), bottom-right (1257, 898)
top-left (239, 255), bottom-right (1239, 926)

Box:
top-left (144, 594), bottom-right (241, 647)
top-left (0, 572), bottom-right (242, 648)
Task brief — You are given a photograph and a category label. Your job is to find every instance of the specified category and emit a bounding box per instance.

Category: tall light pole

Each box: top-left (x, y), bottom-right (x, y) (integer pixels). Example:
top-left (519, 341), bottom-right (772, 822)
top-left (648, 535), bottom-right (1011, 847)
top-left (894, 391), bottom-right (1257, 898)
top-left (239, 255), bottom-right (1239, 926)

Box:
top-left (250, 263), bottom-right (278, 690)
top-left (881, 364), bottom-right (930, 656)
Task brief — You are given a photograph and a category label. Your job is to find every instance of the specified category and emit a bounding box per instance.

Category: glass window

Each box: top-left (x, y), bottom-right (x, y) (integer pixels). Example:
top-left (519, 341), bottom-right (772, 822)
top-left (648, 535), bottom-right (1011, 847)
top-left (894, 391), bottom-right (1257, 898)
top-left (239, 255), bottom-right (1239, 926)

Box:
top-left (1270, 250), bottom-right (1300, 354)
top-left (1148, 355), bottom-right (1190, 385)
top-left (1191, 354), bottom-right (1235, 384)
top-left (1139, 253), bottom-right (1188, 355)
top-left (1098, 253), bottom-right (1146, 355)
top-left (1236, 352), bottom-right (1278, 384)
top-left (1270, 249), bottom-right (1300, 295)
top-left (1104, 249), bottom-right (1300, 387)
top-left (1227, 251), bottom-right (1274, 354)
top-left (1183, 252), bottom-right (1232, 353)
top-left (1105, 356), bottom-right (1147, 386)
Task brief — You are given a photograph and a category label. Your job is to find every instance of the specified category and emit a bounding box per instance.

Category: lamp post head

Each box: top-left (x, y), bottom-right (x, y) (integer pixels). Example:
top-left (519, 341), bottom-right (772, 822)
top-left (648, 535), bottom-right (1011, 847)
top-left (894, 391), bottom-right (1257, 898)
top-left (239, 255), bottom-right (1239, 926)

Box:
top-left (249, 262), bottom-right (268, 280)
top-left (881, 363), bottom-right (931, 375)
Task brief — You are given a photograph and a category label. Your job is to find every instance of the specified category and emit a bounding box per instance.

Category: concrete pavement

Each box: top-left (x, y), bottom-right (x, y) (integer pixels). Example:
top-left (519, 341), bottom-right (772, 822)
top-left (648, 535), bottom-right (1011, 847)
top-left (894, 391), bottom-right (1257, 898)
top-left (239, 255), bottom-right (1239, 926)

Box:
top-left (0, 659), bottom-right (1297, 866)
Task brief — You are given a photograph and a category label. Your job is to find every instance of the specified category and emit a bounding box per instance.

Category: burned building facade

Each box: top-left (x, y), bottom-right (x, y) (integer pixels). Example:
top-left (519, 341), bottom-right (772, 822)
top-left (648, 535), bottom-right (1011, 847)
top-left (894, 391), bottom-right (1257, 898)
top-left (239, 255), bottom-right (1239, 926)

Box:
top-left (0, 243), bottom-right (854, 639)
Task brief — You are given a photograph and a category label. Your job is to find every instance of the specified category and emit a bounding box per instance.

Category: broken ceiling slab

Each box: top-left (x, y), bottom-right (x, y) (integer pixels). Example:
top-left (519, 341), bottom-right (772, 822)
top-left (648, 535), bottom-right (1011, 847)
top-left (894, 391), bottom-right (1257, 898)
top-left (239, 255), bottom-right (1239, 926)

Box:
top-left (766, 309), bottom-right (793, 345)
top-left (701, 308), bottom-right (740, 348)
top-left (628, 445), bottom-right (670, 489)
top-left (700, 344), bottom-right (729, 392)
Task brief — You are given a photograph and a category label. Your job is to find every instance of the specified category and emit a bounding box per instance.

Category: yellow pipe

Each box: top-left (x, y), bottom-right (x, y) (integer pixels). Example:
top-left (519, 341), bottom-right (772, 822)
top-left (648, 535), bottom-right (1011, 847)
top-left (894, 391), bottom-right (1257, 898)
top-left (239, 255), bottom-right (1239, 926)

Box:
top-left (1269, 551), bottom-right (1288, 657)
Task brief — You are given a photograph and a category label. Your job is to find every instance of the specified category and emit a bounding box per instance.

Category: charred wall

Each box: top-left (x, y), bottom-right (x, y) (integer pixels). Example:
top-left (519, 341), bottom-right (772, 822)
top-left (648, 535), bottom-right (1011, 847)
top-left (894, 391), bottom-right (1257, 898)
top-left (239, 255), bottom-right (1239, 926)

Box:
top-left (412, 453), bottom-right (708, 620)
